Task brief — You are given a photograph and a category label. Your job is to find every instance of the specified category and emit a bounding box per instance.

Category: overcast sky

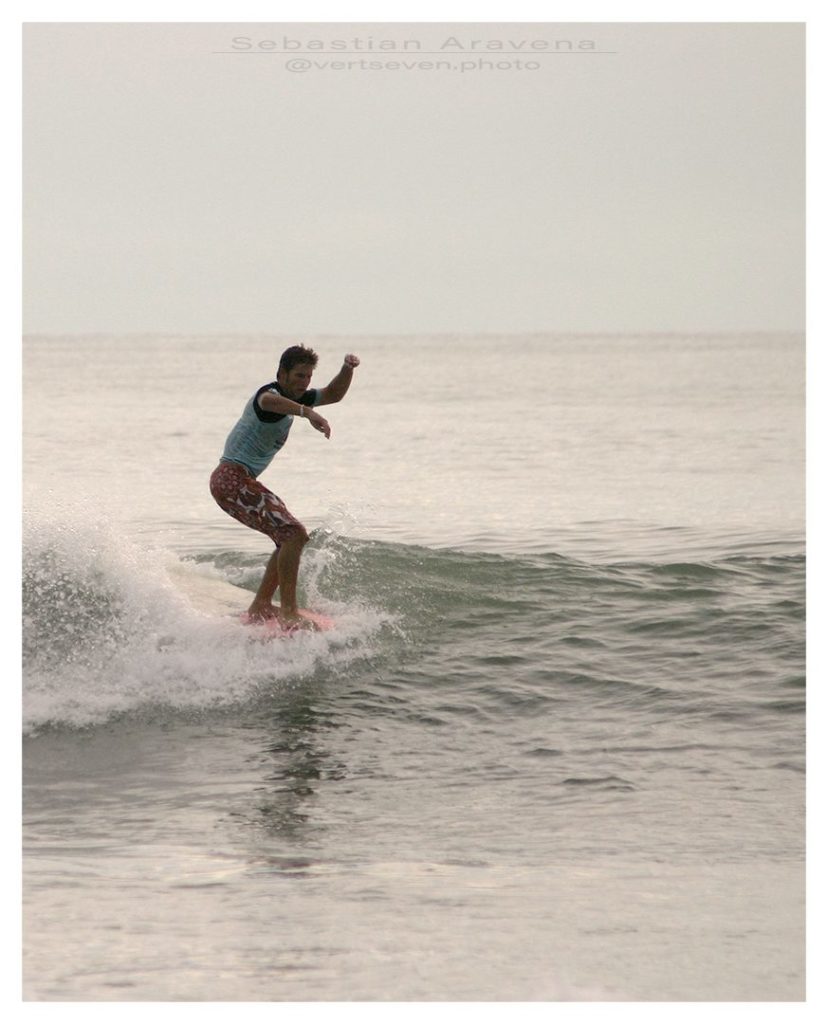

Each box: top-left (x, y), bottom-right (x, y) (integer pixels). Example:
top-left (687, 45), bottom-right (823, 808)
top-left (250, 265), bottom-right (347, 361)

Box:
top-left (22, 21), bottom-right (804, 335)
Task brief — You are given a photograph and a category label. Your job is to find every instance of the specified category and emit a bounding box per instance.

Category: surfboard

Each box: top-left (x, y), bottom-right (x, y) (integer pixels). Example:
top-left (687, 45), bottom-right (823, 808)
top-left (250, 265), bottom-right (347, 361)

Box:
top-left (167, 563), bottom-right (335, 635)
top-left (240, 608), bottom-right (335, 635)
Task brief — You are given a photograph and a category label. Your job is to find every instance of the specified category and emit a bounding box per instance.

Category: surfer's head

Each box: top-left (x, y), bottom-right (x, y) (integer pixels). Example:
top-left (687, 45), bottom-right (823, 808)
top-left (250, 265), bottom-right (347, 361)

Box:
top-left (277, 345), bottom-right (318, 397)
top-left (279, 345), bottom-right (319, 376)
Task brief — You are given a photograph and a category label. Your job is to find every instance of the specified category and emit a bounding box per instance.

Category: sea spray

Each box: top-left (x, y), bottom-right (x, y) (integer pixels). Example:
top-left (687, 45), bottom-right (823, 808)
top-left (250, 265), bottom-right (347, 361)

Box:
top-left (22, 510), bottom-right (388, 733)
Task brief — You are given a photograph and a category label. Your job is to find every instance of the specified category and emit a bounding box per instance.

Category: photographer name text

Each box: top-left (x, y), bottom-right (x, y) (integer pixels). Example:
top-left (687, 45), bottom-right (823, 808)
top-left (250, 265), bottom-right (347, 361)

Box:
top-left (227, 35), bottom-right (600, 53)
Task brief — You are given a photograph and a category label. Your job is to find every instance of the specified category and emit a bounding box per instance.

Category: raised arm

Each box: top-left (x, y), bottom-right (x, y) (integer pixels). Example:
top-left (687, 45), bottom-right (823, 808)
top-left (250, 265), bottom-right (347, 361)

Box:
top-left (317, 354), bottom-right (360, 405)
top-left (258, 392), bottom-right (331, 438)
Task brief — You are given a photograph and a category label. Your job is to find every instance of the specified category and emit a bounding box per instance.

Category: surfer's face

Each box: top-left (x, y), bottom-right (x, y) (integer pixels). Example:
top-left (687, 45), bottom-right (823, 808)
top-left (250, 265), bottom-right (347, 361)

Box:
top-left (278, 363), bottom-right (314, 398)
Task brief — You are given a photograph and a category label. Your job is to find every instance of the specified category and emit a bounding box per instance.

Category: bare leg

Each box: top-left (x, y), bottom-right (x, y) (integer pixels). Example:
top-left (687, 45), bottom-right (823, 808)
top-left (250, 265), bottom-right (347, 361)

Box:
top-left (248, 528), bottom-right (316, 629)
top-left (276, 529), bottom-right (309, 622)
top-left (247, 547), bottom-right (280, 620)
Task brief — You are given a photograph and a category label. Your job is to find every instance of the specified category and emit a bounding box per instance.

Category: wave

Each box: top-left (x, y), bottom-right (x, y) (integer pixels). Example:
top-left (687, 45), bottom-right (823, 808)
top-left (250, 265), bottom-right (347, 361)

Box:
top-left (22, 514), bottom-right (805, 735)
top-left (21, 518), bottom-right (392, 735)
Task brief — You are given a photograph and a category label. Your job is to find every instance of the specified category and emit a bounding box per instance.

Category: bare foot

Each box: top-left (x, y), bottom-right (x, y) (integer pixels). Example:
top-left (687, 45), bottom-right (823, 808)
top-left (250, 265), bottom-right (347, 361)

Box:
top-left (278, 611), bottom-right (319, 632)
top-left (246, 601), bottom-right (279, 622)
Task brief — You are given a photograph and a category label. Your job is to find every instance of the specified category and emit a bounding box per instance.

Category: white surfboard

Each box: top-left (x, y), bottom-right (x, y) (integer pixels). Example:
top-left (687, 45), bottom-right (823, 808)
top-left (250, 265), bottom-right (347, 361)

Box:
top-left (167, 562), bottom-right (252, 617)
top-left (167, 562), bottom-right (335, 634)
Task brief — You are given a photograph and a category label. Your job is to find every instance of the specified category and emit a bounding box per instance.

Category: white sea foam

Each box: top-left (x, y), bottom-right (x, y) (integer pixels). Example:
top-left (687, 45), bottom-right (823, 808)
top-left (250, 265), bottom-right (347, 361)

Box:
top-left (22, 507), bottom-right (390, 733)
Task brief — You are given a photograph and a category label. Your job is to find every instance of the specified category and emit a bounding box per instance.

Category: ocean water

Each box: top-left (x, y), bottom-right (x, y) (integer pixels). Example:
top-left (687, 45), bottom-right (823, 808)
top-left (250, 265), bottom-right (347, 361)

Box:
top-left (22, 332), bottom-right (805, 1001)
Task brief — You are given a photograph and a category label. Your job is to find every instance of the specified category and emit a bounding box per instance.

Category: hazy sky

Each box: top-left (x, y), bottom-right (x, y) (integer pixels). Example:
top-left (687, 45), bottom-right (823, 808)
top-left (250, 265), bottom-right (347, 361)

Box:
top-left (23, 21), bottom-right (804, 334)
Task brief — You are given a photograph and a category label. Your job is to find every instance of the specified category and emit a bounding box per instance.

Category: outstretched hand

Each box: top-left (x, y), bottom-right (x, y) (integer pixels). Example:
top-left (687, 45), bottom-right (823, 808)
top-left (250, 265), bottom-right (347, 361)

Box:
top-left (343, 354), bottom-right (360, 368)
top-left (307, 409), bottom-right (331, 439)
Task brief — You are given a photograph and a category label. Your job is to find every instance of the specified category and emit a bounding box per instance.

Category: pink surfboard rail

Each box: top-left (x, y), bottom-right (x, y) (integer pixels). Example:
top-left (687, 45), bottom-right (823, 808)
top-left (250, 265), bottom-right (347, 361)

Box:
top-left (239, 608), bottom-right (336, 636)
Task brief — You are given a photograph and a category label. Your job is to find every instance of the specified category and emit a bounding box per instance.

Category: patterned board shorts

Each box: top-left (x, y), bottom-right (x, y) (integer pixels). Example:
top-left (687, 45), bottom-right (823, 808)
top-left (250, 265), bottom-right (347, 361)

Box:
top-left (209, 461), bottom-right (305, 547)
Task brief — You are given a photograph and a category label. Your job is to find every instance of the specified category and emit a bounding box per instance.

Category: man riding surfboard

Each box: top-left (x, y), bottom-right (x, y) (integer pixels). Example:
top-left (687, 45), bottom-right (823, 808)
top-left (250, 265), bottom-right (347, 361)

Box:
top-left (210, 345), bottom-right (360, 628)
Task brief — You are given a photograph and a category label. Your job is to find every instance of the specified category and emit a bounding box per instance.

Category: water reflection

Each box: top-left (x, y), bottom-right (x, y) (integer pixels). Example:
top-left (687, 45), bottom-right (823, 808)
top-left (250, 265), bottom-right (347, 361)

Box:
top-left (230, 687), bottom-right (347, 845)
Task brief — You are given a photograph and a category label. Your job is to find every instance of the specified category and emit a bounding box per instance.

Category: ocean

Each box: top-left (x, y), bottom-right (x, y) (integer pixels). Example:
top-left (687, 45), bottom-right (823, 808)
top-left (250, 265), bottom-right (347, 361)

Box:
top-left (22, 332), bottom-right (805, 1001)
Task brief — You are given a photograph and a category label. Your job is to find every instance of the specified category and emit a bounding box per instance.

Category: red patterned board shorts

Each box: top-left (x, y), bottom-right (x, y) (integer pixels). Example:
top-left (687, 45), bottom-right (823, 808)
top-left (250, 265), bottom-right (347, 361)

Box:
top-left (210, 461), bottom-right (304, 547)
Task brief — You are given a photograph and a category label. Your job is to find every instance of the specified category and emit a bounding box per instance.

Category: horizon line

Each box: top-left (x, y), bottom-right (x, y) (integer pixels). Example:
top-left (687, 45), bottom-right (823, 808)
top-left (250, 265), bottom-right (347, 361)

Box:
top-left (21, 328), bottom-right (805, 339)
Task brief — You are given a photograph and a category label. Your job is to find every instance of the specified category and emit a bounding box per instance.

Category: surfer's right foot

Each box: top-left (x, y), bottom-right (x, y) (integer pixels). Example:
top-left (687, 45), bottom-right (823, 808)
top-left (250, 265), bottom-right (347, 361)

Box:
top-left (278, 611), bottom-right (319, 632)
top-left (247, 601), bottom-right (279, 621)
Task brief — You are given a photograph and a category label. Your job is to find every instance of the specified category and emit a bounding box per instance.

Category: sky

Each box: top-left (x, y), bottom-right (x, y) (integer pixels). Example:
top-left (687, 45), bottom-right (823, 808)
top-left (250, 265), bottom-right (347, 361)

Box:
top-left (22, 20), bottom-right (804, 335)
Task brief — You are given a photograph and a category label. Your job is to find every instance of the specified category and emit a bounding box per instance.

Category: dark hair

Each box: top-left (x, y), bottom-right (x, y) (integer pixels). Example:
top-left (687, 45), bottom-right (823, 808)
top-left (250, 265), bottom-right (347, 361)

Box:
top-left (278, 344), bottom-right (319, 374)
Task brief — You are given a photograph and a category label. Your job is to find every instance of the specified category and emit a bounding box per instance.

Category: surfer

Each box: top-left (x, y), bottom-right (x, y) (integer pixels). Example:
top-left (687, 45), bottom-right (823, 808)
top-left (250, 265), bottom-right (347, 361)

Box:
top-left (210, 345), bottom-right (360, 627)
